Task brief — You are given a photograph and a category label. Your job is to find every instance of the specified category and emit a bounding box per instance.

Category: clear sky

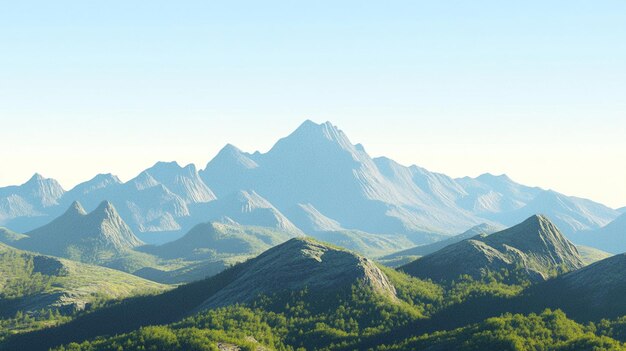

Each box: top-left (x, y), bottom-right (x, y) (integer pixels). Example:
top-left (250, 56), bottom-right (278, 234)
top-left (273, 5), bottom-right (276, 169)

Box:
top-left (1, 1), bottom-right (625, 208)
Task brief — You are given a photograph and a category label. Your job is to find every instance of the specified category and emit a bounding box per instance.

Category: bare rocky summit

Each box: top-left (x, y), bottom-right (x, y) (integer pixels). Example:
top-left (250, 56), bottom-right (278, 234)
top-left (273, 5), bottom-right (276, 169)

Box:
top-left (199, 237), bottom-right (396, 309)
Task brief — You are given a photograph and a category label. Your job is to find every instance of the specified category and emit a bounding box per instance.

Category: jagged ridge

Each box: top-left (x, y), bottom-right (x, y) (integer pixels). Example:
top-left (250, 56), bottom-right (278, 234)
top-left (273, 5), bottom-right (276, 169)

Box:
top-left (401, 215), bottom-right (584, 282)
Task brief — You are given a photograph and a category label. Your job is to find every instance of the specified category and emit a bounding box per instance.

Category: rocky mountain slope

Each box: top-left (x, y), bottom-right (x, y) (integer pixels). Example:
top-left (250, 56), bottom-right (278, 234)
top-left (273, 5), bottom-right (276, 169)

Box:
top-left (0, 174), bottom-right (65, 231)
top-left (401, 215), bottom-right (584, 282)
top-left (198, 237), bottom-right (397, 309)
top-left (524, 253), bottom-right (626, 320)
top-left (15, 201), bottom-right (143, 262)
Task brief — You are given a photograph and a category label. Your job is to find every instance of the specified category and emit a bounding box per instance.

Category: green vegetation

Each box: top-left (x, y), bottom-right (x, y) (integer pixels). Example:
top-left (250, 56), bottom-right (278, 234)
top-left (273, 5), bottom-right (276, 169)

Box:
top-left (0, 309), bottom-right (72, 343)
top-left (44, 287), bottom-right (626, 351)
top-left (0, 227), bottom-right (27, 244)
top-left (10, 263), bottom-right (559, 351)
top-left (0, 247), bottom-right (59, 299)
top-left (3, 234), bottom-right (626, 351)
top-left (0, 242), bottom-right (170, 342)
top-left (375, 309), bottom-right (625, 350)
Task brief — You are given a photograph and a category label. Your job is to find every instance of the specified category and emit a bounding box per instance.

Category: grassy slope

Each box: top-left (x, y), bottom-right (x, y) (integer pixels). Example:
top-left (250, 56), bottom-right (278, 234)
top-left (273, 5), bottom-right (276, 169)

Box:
top-left (0, 242), bottom-right (169, 315)
top-left (577, 245), bottom-right (613, 265)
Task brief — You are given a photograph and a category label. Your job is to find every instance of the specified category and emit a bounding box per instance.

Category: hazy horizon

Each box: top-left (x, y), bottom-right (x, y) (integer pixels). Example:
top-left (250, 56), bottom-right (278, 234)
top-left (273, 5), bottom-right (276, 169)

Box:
top-left (1, 1), bottom-right (625, 208)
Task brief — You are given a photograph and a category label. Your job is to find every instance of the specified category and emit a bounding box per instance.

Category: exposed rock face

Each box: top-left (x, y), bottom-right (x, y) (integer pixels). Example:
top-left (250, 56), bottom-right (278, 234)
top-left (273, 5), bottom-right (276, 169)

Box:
top-left (199, 237), bottom-right (396, 309)
top-left (0, 174), bottom-right (65, 228)
top-left (524, 253), bottom-right (626, 320)
top-left (19, 173), bottom-right (65, 208)
top-left (20, 201), bottom-right (143, 259)
top-left (140, 161), bottom-right (216, 204)
top-left (401, 215), bottom-right (584, 282)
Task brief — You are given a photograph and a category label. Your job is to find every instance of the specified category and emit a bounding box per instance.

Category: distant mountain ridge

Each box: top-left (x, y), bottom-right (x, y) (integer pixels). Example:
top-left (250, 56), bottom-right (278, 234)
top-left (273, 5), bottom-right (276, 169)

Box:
top-left (0, 120), bottom-right (619, 248)
top-left (13, 201), bottom-right (143, 262)
top-left (401, 215), bottom-right (584, 282)
top-left (569, 212), bottom-right (626, 254)
top-left (384, 223), bottom-right (504, 259)
top-left (144, 221), bottom-right (300, 261)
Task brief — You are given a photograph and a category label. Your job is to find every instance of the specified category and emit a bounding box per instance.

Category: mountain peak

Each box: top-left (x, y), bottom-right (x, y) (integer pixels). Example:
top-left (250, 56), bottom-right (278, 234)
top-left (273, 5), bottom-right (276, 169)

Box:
top-left (292, 120), bottom-right (342, 139)
top-left (151, 160), bottom-right (182, 171)
top-left (199, 237), bottom-right (396, 309)
top-left (20, 173), bottom-right (65, 207)
top-left (476, 173), bottom-right (513, 183)
top-left (269, 120), bottom-right (353, 152)
top-left (95, 200), bottom-right (116, 213)
top-left (24, 200), bottom-right (143, 260)
top-left (93, 173), bottom-right (121, 183)
top-left (401, 215), bottom-right (583, 282)
top-left (23, 173), bottom-right (57, 186)
top-left (66, 201), bottom-right (87, 216)
top-left (210, 144), bottom-right (258, 169)
top-left (27, 173), bottom-right (45, 182)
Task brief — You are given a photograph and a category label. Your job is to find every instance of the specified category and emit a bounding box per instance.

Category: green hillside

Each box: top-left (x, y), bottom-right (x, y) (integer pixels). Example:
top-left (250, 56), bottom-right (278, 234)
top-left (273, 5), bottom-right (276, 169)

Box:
top-left (0, 242), bottom-right (169, 342)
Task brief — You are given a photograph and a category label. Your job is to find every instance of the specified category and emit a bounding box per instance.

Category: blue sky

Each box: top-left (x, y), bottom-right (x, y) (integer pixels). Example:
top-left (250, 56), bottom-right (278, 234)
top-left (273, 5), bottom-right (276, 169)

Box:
top-left (0, 1), bottom-right (625, 207)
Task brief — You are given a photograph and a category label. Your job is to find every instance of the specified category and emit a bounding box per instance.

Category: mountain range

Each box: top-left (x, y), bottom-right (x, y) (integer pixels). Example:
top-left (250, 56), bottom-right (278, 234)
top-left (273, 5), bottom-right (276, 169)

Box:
top-left (0, 120), bottom-right (622, 252)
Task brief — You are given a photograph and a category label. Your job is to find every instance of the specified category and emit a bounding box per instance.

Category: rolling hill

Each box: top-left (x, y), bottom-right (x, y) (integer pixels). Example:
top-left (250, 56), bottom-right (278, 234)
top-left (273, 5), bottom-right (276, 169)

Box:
top-left (0, 242), bottom-right (168, 316)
